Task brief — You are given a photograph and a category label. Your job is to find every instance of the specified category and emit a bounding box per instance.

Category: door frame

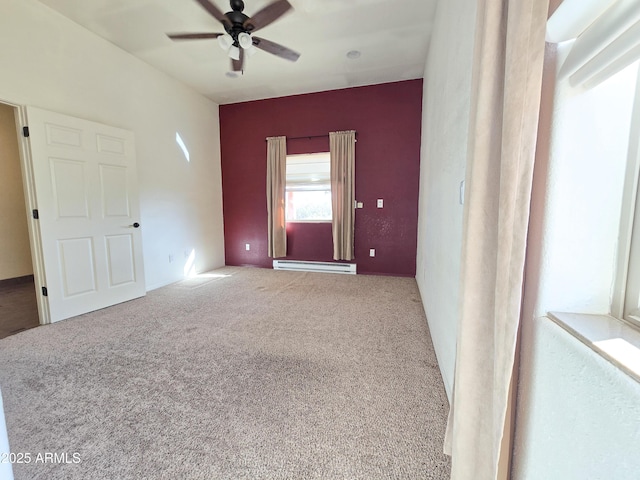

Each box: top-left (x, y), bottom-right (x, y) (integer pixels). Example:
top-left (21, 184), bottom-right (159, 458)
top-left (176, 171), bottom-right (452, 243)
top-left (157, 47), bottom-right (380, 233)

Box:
top-left (1, 98), bottom-right (50, 325)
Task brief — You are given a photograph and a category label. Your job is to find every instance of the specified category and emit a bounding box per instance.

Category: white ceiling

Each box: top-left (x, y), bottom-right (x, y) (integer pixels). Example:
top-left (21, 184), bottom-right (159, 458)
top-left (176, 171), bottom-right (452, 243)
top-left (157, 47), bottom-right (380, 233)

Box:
top-left (37, 0), bottom-right (437, 104)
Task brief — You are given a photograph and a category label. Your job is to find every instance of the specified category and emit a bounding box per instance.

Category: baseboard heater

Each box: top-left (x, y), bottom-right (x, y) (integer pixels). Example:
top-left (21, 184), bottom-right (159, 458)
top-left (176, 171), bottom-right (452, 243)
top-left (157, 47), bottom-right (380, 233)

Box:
top-left (272, 260), bottom-right (356, 275)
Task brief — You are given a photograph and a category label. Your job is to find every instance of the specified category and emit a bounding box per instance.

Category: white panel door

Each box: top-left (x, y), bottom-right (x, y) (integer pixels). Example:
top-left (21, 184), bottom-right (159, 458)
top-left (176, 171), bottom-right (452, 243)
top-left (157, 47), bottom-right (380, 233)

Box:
top-left (26, 107), bottom-right (145, 323)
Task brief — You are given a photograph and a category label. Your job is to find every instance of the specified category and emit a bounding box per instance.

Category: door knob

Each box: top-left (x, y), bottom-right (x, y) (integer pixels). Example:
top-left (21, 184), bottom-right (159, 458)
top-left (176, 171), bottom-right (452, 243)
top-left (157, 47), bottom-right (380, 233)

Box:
top-left (130, 222), bottom-right (140, 228)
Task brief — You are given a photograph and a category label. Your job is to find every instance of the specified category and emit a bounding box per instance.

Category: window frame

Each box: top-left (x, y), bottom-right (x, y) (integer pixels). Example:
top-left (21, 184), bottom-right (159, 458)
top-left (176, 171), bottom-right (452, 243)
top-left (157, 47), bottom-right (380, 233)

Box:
top-left (285, 152), bottom-right (332, 223)
top-left (613, 63), bottom-right (640, 329)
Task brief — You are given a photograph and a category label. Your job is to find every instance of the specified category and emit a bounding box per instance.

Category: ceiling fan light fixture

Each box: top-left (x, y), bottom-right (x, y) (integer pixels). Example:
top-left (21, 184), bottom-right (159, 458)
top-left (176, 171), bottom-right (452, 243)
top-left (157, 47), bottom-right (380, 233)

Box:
top-left (217, 33), bottom-right (233, 51)
top-left (238, 32), bottom-right (253, 49)
top-left (245, 45), bottom-right (258, 57)
top-left (228, 45), bottom-right (241, 60)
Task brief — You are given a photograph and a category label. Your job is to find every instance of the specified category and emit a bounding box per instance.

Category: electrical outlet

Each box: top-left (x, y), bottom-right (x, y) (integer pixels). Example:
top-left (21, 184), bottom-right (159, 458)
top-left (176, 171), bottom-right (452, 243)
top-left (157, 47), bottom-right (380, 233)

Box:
top-left (369, 248), bottom-right (376, 257)
top-left (377, 199), bottom-right (384, 208)
top-left (245, 243), bottom-right (250, 251)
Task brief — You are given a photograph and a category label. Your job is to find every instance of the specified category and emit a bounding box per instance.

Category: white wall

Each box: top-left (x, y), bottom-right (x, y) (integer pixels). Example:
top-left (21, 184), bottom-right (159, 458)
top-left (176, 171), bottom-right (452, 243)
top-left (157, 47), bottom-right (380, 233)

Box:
top-left (513, 318), bottom-right (640, 480)
top-left (0, 103), bottom-right (33, 281)
top-left (416, 0), bottom-right (477, 398)
top-left (513, 43), bottom-right (640, 478)
top-left (0, 0), bottom-right (225, 290)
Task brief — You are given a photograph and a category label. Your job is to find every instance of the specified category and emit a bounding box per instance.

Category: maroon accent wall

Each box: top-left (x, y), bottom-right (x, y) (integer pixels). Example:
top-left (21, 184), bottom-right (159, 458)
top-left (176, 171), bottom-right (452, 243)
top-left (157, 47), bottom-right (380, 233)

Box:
top-left (220, 80), bottom-right (423, 276)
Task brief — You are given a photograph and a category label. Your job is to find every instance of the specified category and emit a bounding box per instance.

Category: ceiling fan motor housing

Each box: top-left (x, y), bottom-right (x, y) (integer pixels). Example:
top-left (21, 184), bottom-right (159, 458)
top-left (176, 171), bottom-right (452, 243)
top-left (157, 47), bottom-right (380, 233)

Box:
top-left (224, 0), bottom-right (251, 44)
top-left (230, 0), bottom-right (245, 11)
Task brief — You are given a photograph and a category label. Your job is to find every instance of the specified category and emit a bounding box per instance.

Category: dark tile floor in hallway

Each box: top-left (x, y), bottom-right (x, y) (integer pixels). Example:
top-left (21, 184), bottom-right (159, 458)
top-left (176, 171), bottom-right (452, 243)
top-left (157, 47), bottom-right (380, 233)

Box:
top-left (0, 277), bottom-right (39, 339)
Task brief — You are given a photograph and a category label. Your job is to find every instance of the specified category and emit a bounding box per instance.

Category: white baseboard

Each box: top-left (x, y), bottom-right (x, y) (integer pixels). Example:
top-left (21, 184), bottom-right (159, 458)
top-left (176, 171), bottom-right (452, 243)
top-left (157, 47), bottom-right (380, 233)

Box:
top-left (273, 260), bottom-right (356, 274)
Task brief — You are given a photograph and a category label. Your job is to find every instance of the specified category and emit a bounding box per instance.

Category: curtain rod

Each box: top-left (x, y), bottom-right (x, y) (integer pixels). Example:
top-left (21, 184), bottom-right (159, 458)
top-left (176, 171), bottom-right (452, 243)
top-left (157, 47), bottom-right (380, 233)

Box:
top-left (288, 134), bottom-right (328, 140)
top-left (265, 133), bottom-right (357, 141)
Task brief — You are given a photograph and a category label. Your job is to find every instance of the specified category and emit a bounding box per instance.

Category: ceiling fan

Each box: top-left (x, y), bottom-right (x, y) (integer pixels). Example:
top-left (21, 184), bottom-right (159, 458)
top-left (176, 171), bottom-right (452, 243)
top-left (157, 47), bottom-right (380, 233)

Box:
top-left (167, 0), bottom-right (300, 73)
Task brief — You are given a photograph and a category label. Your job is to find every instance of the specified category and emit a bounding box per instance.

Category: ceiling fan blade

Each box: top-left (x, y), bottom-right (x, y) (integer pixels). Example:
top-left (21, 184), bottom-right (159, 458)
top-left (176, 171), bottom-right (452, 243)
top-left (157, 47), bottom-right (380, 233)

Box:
top-left (193, 0), bottom-right (230, 27)
top-left (252, 36), bottom-right (300, 62)
top-left (243, 0), bottom-right (293, 32)
top-left (167, 33), bottom-right (224, 40)
top-left (232, 48), bottom-right (245, 72)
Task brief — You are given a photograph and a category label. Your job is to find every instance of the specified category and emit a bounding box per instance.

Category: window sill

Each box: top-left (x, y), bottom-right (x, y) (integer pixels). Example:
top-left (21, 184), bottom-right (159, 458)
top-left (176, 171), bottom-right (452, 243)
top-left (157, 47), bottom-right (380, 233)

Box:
top-left (548, 312), bottom-right (640, 383)
top-left (286, 220), bottom-right (332, 224)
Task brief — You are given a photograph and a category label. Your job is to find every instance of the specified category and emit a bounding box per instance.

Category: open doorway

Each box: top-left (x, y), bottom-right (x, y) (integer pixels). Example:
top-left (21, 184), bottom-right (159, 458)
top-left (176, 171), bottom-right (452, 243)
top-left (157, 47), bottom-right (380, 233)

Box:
top-left (0, 102), bottom-right (39, 338)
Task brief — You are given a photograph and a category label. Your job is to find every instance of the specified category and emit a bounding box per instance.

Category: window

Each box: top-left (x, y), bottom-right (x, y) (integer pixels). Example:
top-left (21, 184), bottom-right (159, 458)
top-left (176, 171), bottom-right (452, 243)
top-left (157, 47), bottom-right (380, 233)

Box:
top-left (286, 153), bottom-right (332, 222)
top-left (543, 2), bottom-right (640, 332)
top-left (619, 67), bottom-right (640, 328)
top-left (529, 0), bottom-right (640, 400)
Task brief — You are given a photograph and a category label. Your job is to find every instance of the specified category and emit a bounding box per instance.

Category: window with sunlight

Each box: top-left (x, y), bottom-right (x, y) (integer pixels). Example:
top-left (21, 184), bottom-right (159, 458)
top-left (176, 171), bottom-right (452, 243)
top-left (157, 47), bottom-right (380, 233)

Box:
top-left (286, 153), bottom-right (332, 222)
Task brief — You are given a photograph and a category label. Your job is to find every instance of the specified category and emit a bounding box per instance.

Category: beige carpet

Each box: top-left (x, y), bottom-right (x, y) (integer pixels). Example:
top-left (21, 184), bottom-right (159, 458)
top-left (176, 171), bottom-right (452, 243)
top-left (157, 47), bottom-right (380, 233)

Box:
top-left (0, 267), bottom-right (451, 479)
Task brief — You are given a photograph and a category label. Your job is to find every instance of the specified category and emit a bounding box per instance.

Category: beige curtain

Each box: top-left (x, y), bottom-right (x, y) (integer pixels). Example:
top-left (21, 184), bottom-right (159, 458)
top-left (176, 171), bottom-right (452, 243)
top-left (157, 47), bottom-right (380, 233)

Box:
top-left (330, 130), bottom-right (356, 261)
top-left (266, 136), bottom-right (287, 258)
top-left (444, 0), bottom-right (549, 479)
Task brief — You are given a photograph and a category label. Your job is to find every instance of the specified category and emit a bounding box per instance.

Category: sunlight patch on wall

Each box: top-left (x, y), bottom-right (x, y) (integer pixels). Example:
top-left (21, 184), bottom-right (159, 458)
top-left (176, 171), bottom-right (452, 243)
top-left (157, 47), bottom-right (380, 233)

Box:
top-left (176, 132), bottom-right (190, 162)
top-left (184, 249), bottom-right (196, 277)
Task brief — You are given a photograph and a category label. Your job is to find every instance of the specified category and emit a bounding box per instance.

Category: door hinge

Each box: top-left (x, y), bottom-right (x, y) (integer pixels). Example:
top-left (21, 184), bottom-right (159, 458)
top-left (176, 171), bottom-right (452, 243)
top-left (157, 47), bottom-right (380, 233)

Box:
top-left (32, 209), bottom-right (39, 219)
top-left (41, 286), bottom-right (48, 296)
top-left (22, 126), bottom-right (30, 137)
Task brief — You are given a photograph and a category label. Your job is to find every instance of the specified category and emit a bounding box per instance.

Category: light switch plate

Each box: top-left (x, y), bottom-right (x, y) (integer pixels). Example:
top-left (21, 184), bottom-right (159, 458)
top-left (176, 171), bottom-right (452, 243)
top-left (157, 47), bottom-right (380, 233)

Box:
top-left (369, 248), bottom-right (375, 257)
top-left (245, 244), bottom-right (250, 251)
top-left (356, 202), bottom-right (363, 209)
top-left (377, 199), bottom-right (384, 208)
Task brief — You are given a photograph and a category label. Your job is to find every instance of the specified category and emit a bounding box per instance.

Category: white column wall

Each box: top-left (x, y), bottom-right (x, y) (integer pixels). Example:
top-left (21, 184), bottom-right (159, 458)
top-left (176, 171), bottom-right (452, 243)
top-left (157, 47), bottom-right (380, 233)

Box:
top-left (416, 0), bottom-right (478, 398)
